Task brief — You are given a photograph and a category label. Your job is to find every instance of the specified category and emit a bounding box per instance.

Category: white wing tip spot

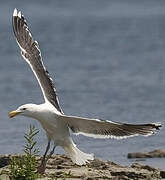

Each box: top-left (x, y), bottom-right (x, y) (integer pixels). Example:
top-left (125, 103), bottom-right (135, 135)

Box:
top-left (18, 11), bottom-right (21, 18)
top-left (13, 8), bottom-right (17, 17)
top-left (154, 122), bottom-right (162, 126)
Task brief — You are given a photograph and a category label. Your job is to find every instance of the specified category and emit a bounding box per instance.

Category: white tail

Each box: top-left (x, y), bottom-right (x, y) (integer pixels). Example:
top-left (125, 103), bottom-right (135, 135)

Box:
top-left (63, 142), bottom-right (94, 165)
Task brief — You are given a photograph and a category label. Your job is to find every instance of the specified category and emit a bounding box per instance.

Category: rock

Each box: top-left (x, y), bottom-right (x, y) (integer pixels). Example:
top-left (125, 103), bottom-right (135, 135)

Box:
top-left (0, 155), bottom-right (11, 168)
top-left (160, 171), bottom-right (165, 178)
top-left (128, 149), bottom-right (165, 159)
top-left (0, 154), bottom-right (163, 180)
top-left (0, 174), bottom-right (10, 180)
top-left (131, 163), bottom-right (158, 171)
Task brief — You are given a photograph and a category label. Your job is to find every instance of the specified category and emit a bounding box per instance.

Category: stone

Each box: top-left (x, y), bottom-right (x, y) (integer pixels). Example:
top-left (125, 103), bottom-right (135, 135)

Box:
top-left (0, 154), bottom-right (163, 180)
top-left (128, 149), bottom-right (165, 159)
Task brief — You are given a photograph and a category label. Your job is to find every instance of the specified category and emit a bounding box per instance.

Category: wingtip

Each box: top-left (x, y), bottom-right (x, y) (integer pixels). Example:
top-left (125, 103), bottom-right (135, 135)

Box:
top-left (152, 122), bottom-right (162, 130)
top-left (18, 11), bottom-right (21, 18)
top-left (13, 8), bottom-right (17, 17)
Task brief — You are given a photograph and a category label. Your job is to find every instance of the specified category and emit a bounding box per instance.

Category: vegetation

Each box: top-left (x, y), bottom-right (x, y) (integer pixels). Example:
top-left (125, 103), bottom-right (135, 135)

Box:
top-left (9, 125), bottom-right (40, 180)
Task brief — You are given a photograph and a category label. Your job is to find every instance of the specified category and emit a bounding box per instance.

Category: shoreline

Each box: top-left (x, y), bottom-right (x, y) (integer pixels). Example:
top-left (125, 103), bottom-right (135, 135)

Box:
top-left (0, 154), bottom-right (165, 179)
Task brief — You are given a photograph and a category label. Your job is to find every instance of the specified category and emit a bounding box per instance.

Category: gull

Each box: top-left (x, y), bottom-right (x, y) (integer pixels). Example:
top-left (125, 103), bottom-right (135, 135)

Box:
top-left (9, 9), bottom-right (161, 174)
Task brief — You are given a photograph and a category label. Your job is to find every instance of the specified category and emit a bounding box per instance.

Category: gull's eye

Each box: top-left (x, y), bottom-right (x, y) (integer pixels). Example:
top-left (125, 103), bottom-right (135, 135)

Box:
top-left (21, 108), bottom-right (27, 110)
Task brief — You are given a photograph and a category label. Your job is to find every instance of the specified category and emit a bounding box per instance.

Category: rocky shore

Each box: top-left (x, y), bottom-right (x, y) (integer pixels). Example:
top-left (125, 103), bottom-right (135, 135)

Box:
top-left (128, 149), bottom-right (165, 159)
top-left (0, 154), bottom-right (165, 180)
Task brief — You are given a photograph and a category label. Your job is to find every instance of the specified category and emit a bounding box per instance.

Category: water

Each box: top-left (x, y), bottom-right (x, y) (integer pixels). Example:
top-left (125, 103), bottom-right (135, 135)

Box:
top-left (0, 0), bottom-right (165, 169)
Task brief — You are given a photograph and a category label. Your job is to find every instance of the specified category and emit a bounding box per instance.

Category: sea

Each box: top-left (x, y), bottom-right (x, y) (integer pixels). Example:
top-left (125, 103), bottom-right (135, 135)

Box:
top-left (0, 0), bottom-right (165, 169)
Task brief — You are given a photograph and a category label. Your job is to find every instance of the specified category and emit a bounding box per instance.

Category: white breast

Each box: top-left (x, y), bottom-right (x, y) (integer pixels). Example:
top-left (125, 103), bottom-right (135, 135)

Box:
top-left (35, 103), bottom-right (71, 146)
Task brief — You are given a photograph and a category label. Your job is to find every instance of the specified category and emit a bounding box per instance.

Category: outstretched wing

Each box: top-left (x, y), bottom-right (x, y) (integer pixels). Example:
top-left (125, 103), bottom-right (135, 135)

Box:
top-left (60, 115), bottom-right (161, 139)
top-left (12, 9), bottom-right (63, 113)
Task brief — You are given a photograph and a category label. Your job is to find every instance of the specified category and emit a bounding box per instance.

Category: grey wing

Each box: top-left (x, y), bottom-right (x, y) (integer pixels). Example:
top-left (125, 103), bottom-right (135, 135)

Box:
top-left (60, 115), bottom-right (161, 139)
top-left (12, 9), bottom-right (63, 113)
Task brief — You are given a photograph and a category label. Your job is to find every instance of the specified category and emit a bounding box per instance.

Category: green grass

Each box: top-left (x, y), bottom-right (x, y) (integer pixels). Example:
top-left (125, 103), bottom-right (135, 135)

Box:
top-left (9, 125), bottom-right (40, 180)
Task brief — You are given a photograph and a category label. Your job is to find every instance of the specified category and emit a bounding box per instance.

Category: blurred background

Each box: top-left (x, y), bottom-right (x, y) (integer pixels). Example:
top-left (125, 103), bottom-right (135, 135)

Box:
top-left (0, 0), bottom-right (165, 169)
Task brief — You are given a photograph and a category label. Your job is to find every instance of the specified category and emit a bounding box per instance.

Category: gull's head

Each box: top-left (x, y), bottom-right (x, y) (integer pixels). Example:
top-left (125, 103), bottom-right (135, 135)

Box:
top-left (9, 104), bottom-right (39, 118)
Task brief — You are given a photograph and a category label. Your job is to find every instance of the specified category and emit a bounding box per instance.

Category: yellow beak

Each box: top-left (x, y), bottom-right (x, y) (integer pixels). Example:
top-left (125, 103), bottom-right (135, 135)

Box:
top-left (9, 110), bottom-right (21, 118)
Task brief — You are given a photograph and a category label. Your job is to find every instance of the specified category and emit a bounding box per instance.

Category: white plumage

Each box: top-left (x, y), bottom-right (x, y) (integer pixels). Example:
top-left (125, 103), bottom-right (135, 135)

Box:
top-left (9, 9), bottom-right (161, 174)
